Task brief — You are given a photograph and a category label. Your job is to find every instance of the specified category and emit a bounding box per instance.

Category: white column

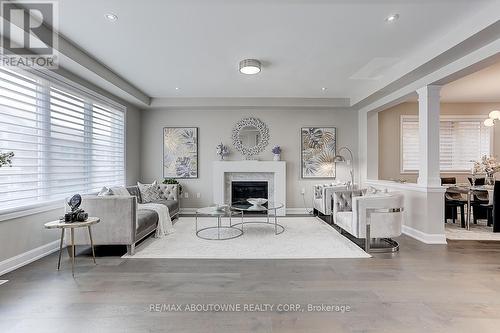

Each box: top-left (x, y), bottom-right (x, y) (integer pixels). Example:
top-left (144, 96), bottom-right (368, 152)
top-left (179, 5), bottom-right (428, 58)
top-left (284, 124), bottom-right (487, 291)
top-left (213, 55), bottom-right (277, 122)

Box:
top-left (416, 85), bottom-right (442, 187)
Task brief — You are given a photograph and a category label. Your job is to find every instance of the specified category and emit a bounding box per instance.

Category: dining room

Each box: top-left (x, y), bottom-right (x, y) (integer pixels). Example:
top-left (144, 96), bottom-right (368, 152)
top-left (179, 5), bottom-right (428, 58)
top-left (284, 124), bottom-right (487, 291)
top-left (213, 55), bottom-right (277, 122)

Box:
top-left (377, 59), bottom-right (500, 241)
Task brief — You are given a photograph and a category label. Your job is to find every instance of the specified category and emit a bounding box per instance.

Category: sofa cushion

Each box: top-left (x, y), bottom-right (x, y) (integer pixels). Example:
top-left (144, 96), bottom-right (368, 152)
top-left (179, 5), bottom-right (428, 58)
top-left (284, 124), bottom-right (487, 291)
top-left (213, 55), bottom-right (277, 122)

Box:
top-left (149, 199), bottom-right (179, 215)
top-left (136, 209), bottom-right (158, 232)
top-left (126, 185), bottom-right (143, 203)
top-left (137, 181), bottom-right (163, 203)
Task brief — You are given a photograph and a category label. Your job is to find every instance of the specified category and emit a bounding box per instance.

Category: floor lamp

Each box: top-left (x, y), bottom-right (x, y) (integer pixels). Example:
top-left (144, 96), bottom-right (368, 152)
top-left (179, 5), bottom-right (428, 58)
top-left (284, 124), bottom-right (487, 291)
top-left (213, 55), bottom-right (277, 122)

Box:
top-left (333, 146), bottom-right (354, 189)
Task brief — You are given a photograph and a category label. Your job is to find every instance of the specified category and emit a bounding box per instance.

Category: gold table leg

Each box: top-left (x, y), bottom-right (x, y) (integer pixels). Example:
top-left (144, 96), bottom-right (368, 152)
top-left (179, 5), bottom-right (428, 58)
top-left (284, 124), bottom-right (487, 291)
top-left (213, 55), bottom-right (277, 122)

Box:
top-left (88, 226), bottom-right (96, 264)
top-left (57, 228), bottom-right (65, 270)
top-left (71, 228), bottom-right (75, 277)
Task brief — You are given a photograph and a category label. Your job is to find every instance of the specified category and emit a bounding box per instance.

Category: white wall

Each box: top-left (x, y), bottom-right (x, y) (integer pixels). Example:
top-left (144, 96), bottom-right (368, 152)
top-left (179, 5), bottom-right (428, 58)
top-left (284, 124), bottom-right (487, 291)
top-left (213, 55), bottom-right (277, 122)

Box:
top-left (140, 108), bottom-right (358, 209)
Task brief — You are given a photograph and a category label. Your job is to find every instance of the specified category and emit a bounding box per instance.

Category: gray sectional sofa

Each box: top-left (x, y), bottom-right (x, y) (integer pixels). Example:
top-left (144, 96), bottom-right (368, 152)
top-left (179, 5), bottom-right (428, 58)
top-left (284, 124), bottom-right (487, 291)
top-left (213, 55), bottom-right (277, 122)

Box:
top-left (66, 184), bottom-right (179, 255)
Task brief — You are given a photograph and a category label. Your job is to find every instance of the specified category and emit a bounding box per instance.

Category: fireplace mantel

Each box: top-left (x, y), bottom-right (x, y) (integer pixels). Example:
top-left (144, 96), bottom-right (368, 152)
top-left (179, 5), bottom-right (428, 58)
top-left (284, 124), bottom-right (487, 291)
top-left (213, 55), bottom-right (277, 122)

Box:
top-left (212, 161), bottom-right (286, 216)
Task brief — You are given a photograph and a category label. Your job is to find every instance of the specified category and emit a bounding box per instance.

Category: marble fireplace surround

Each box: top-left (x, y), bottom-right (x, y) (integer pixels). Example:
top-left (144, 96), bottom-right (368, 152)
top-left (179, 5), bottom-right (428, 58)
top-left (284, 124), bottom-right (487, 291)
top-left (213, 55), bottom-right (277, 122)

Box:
top-left (212, 161), bottom-right (286, 216)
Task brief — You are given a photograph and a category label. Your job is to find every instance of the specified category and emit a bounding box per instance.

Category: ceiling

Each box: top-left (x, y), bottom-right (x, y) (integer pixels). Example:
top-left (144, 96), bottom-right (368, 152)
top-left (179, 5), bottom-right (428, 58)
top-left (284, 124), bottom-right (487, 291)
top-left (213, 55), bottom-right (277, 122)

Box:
top-left (52, 0), bottom-right (497, 103)
top-left (441, 60), bottom-right (500, 102)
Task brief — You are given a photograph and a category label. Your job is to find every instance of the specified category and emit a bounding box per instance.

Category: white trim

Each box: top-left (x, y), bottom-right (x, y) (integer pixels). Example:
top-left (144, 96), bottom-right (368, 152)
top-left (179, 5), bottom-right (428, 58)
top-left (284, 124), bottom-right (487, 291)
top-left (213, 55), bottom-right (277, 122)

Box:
top-left (286, 208), bottom-right (313, 215)
top-left (0, 201), bottom-right (63, 222)
top-left (365, 180), bottom-right (446, 193)
top-left (402, 225), bottom-right (447, 244)
top-left (0, 240), bottom-right (61, 276)
top-left (180, 207), bottom-right (313, 215)
top-left (179, 208), bottom-right (197, 214)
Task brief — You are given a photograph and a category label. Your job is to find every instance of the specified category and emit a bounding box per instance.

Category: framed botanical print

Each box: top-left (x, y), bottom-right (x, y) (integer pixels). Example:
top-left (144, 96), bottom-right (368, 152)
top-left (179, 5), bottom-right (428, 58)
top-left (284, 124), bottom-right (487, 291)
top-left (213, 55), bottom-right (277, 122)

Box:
top-left (301, 127), bottom-right (336, 178)
top-left (163, 127), bottom-right (198, 178)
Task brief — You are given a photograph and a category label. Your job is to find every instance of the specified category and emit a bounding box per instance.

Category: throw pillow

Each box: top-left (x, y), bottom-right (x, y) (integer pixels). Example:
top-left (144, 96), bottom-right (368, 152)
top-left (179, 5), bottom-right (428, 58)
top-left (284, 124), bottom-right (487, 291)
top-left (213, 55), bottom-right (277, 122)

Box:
top-left (109, 186), bottom-right (131, 196)
top-left (97, 186), bottom-right (114, 196)
top-left (137, 181), bottom-right (163, 203)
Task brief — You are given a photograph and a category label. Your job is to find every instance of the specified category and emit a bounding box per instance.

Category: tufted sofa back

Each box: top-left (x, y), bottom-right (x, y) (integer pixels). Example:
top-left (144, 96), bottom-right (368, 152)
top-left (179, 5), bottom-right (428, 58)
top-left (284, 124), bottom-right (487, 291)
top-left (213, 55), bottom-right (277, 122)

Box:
top-left (334, 190), bottom-right (364, 213)
top-left (159, 184), bottom-right (178, 201)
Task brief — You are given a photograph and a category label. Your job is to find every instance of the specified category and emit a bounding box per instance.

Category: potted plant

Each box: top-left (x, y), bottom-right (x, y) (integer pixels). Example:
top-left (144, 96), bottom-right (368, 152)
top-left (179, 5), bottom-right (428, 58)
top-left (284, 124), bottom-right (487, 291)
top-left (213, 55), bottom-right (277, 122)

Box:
top-left (272, 145), bottom-right (281, 161)
top-left (473, 155), bottom-right (500, 186)
top-left (0, 151), bottom-right (14, 167)
top-left (162, 178), bottom-right (183, 195)
top-left (216, 142), bottom-right (229, 160)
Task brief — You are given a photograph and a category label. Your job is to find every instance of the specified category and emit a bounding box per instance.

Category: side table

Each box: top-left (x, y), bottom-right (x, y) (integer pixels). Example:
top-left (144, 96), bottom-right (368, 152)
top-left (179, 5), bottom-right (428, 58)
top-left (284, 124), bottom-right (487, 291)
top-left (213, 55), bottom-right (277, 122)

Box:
top-left (44, 217), bottom-right (100, 276)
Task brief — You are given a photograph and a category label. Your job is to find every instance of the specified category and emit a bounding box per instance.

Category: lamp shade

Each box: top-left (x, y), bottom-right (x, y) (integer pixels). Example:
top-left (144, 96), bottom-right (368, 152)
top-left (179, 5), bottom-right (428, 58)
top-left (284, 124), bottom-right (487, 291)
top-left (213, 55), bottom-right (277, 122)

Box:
top-left (489, 110), bottom-right (500, 120)
top-left (333, 155), bottom-right (346, 163)
top-left (484, 118), bottom-right (495, 127)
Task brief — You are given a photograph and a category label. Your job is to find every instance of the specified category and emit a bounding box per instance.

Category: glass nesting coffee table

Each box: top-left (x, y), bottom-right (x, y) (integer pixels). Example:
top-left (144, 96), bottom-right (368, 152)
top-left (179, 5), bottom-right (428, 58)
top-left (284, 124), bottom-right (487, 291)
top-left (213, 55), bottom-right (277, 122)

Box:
top-left (231, 202), bottom-right (285, 235)
top-left (195, 207), bottom-right (244, 240)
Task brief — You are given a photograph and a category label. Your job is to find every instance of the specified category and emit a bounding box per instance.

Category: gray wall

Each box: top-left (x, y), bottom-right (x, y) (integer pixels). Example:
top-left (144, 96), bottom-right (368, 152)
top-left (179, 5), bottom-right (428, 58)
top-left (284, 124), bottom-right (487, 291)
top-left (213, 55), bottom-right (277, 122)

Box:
top-left (0, 79), bottom-right (142, 264)
top-left (140, 108), bottom-right (357, 209)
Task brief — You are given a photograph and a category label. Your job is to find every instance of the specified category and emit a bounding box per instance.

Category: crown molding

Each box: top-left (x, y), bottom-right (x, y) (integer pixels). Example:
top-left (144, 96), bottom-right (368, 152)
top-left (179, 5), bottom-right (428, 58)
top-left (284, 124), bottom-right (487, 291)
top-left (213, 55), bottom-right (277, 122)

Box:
top-left (149, 97), bottom-right (350, 110)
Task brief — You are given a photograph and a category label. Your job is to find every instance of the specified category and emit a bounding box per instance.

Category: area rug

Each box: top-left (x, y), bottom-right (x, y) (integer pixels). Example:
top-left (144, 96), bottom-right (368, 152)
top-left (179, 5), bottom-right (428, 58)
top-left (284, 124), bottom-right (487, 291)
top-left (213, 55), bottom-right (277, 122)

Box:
top-left (122, 216), bottom-right (370, 259)
top-left (446, 221), bottom-right (500, 241)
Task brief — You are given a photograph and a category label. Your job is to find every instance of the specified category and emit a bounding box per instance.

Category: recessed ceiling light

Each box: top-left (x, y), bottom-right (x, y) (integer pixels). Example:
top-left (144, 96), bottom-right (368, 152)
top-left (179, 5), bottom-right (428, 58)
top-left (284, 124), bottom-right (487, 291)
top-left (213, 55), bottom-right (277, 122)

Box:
top-left (175, 87), bottom-right (180, 90)
top-left (321, 87), bottom-right (327, 92)
top-left (104, 13), bottom-right (118, 22)
top-left (385, 13), bottom-right (399, 23)
top-left (239, 59), bottom-right (261, 75)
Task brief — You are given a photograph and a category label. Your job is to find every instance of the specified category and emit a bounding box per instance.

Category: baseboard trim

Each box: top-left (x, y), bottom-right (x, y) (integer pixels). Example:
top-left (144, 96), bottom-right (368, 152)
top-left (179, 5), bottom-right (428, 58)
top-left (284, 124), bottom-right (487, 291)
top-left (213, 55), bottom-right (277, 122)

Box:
top-left (402, 225), bottom-right (447, 244)
top-left (0, 240), bottom-right (61, 276)
top-left (181, 207), bottom-right (312, 216)
top-left (286, 208), bottom-right (312, 215)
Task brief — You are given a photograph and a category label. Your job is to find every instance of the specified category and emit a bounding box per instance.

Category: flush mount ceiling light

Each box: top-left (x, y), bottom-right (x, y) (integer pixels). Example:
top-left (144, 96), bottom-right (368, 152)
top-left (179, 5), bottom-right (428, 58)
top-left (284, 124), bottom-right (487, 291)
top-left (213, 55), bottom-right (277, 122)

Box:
top-left (385, 13), bottom-right (399, 23)
top-left (239, 59), bottom-right (261, 75)
top-left (104, 13), bottom-right (118, 22)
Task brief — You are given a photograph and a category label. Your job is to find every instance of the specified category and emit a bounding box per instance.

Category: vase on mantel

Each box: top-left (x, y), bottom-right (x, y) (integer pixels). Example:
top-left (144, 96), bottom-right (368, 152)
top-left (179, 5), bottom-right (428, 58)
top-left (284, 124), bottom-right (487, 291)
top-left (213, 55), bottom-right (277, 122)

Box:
top-left (273, 154), bottom-right (281, 161)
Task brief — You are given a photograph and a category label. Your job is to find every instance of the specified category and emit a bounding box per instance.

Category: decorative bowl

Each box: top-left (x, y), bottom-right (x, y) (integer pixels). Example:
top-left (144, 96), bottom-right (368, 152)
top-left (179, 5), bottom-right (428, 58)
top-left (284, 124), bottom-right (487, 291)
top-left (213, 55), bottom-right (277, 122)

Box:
top-left (214, 204), bottom-right (228, 211)
top-left (247, 198), bottom-right (268, 206)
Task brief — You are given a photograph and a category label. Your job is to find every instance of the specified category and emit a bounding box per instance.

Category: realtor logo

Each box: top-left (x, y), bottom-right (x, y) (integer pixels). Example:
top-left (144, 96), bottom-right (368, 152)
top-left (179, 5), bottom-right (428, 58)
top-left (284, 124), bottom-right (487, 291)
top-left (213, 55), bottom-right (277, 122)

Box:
top-left (0, 0), bottom-right (58, 68)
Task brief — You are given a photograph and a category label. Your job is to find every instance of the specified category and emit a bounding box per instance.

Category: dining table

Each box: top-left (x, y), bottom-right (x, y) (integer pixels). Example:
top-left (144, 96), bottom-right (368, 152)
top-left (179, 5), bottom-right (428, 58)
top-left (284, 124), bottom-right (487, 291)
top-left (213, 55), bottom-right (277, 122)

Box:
top-left (444, 184), bottom-right (494, 230)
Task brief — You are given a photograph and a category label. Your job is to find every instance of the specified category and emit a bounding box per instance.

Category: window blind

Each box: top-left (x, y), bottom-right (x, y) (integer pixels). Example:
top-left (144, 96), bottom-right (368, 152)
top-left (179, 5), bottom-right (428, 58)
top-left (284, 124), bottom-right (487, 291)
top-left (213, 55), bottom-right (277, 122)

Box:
top-left (0, 67), bottom-right (125, 211)
top-left (401, 116), bottom-right (491, 172)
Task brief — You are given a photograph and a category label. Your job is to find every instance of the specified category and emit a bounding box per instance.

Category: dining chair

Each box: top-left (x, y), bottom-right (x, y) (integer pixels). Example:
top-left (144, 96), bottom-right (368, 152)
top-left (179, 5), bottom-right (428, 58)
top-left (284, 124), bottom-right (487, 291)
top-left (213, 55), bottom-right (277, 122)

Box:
top-left (493, 181), bottom-right (500, 233)
top-left (442, 177), bottom-right (466, 226)
top-left (468, 177), bottom-right (489, 224)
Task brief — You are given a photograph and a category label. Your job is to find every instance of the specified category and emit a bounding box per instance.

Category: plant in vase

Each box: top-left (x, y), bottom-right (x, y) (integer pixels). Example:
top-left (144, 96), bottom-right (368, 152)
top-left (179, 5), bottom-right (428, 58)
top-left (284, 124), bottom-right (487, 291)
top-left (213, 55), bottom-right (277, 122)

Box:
top-left (0, 151), bottom-right (14, 167)
top-left (473, 155), bottom-right (500, 185)
top-left (162, 178), bottom-right (183, 195)
top-left (272, 145), bottom-right (281, 161)
top-left (216, 142), bottom-right (229, 160)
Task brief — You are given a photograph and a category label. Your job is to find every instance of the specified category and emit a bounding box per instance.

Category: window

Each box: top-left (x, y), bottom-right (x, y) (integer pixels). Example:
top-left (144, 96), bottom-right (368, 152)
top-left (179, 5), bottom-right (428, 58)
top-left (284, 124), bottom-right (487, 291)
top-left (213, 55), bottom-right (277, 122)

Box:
top-left (0, 67), bottom-right (125, 212)
top-left (401, 116), bottom-right (492, 172)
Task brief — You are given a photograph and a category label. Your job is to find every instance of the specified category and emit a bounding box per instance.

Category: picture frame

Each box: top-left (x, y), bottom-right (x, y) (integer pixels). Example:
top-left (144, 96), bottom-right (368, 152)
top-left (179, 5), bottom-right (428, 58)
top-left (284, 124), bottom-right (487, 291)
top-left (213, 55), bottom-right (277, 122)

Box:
top-left (301, 127), bottom-right (336, 178)
top-left (163, 127), bottom-right (199, 179)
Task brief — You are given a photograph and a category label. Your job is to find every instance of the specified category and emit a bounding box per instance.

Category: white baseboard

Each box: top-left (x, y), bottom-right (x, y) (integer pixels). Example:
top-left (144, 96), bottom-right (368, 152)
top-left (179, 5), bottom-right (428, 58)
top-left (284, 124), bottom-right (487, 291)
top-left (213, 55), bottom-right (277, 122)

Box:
top-left (181, 207), bottom-right (312, 215)
top-left (402, 225), bottom-right (447, 244)
top-left (0, 240), bottom-right (61, 276)
top-left (180, 208), bottom-right (197, 214)
top-left (286, 208), bottom-right (312, 215)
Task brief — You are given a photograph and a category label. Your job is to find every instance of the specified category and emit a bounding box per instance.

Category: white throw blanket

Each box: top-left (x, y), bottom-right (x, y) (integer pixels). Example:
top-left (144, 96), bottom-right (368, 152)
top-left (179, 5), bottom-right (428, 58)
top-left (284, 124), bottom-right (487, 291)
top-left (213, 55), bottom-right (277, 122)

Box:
top-left (138, 203), bottom-right (174, 238)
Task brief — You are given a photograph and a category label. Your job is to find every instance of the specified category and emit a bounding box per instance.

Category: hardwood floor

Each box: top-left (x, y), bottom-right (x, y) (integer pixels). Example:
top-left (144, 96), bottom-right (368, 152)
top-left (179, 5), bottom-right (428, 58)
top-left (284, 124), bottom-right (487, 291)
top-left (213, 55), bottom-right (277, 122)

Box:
top-left (1, 235), bottom-right (500, 332)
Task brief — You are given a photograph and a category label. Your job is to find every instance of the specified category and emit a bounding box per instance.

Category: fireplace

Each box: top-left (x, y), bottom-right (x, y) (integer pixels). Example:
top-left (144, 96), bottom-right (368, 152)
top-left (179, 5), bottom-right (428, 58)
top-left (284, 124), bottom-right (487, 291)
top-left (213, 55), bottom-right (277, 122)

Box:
top-left (231, 181), bottom-right (269, 207)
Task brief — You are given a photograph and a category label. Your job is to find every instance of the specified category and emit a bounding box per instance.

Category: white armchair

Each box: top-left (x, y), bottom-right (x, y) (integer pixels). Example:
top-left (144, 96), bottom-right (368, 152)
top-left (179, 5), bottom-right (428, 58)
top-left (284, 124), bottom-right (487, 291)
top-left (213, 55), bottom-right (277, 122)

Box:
top-left (333, 190), bottom-right (404, 253)
top-left (313, 184), bottom-right (350, 216)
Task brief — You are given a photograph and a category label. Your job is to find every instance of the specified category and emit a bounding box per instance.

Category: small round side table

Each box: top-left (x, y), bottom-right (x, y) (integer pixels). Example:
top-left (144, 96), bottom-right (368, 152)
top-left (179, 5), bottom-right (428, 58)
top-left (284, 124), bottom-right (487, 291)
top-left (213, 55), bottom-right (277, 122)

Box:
top-left (44, 217), bottom-right (100, 276)
top-left (195, 207), bottom-right (243, 240)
